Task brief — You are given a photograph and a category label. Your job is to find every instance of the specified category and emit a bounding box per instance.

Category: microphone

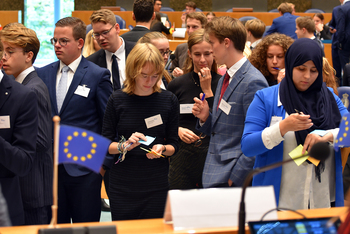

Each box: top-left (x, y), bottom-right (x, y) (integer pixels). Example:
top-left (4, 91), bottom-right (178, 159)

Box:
top-left (238, 142), bottom-right (330, 234)
top-left (165, 53), bottom-right (175, 70)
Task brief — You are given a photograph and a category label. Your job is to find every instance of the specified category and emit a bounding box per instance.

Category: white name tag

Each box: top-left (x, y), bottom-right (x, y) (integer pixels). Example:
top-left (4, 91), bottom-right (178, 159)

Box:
top-left (270, 116), bottom-right (282, 126)
top-left (180, 104), bottom-right (194, 114)
top-left (0, 116), bottom-right (10, 129)
top-left (219, 99), bottom-right (231, 115)
top-left (145, 114), bottom-right (163, 129)
top-left (74, 85), bottom-right (90, 98)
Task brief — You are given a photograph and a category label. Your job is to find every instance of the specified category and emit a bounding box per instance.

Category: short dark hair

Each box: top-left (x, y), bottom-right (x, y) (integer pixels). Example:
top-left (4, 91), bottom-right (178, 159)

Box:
top-left (133, 0), bottom-right (154, 23)
top-left (313, 13), bottom-right (324, 21)
top-left (186, 12), bottom-right (207, 28)
top-left (185, 1), bottom-right (196, 9)
top-left (56, 17), bottom-right (86, 42)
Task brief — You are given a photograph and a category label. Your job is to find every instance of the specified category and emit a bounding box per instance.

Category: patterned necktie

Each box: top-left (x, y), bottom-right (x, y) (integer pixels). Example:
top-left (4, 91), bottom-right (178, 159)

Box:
top-left (57, 66), bottom-right (69, 113)
top-left (217, 72), bottom-right (230, 110)
top-left (112, 54), bottom-right (121, 90)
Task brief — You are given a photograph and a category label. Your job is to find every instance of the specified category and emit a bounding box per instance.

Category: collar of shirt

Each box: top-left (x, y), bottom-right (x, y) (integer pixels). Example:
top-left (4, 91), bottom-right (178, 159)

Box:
top-left (226, 56), bottom-right (247, 83)
top-left (135, 25), bottom-right (149, 29)
top-left (343, 0), bottom-right (350, 4)
top-left (0, 70), bottom-right (3, 83)
top-left (56, 55), bottom-right (82, 89)
top-left (15, 66), bottom-right (35, 84)
top-left (310, 35), bottom-right (316, 40)
top-left (251, 39), bottom-right (262, 49)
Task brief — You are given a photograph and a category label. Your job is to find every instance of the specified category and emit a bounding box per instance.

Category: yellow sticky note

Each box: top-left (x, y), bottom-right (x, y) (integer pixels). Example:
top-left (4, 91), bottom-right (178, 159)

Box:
top-left (289, 144), bottom-right (309, 166)
top-left (307, 156), bottom-right (320, 166)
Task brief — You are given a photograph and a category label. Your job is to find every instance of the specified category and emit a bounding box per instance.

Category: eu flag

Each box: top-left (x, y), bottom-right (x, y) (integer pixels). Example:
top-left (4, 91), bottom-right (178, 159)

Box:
top-left (334, 113), bottom-right (350, 151)
top-left (59, 125), bottom-right (111, 173)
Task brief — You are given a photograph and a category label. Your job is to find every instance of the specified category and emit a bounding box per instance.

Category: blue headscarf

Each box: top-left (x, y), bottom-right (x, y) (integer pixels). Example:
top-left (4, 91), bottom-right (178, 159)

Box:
top-left (280, 38), bottom-right (341, 146)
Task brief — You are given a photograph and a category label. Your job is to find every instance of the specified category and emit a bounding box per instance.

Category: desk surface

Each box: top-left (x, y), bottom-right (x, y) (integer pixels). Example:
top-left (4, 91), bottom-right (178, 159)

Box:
top-left (0, 207), bottom-right (347, 234)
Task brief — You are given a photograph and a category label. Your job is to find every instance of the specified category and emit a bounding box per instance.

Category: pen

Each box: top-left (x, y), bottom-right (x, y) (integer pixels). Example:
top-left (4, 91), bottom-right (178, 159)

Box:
top-left (272, 67), bottom-right (281, 70)
top-left (140, 147), bottom-right (166, 158)
top-left (201, 93), bottom-right (206, 101)
top-left (294, 109), bottom-right (301, 114)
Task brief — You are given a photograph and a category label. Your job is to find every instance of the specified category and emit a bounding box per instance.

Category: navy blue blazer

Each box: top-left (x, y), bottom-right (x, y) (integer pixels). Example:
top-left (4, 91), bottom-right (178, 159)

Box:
top-left (197, 60), bottom-right (268, 188)
top-left (36, 57), bottom-right (113, 177)
top-left (19, 70), bottom-right (53, 210)
top-left (0, 73), bottom-right (38, 225)
top-left (264, 13), bottom-right (299, 39)
top-left (329, 5), bottom-right (340, 49)
top-left (336, 1), bottom-right (350, 51)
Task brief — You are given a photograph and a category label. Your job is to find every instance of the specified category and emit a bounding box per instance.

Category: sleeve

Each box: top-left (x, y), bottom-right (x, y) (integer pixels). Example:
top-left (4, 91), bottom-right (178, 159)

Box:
top-left (161, 23), bottom-right (170, 35)
top-left (170, 45), bottom-right (181, 71)
top-left (102, 94), bottom-right (118, 168)
top-left (241, 90), bottom-right (278, 157)
top-left (320, 25), bottom-right (332, 40)
top-left (96, 68), bottom-right (113, 124)
top-left (165, 93), bottom-right (180, 154)
top-left (196, 113), bottom-right (213, 136)
top-left (263, 20), bottom-right (277, 37)
top-left (336, 8), bottom-right (345, 46)
top-left (329, 9), bottom-right (337, 29)
top-left (0, 90), bottom-right (38, 177)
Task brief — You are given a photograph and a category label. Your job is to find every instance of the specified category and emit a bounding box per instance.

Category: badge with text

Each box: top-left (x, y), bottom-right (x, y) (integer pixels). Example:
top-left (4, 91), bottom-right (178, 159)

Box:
top-left (219, 99), bottom-right (231, 115)
top-left (145, 114), bottom-right (163, 129)
top-left (74, 85), bottom-right (90, 98)
top-left (270, 116), bottom-right (283, 127)
top-left (180, 104), bottom-right (194, 114)
top-left (0, 115), bottom-right (10, 129)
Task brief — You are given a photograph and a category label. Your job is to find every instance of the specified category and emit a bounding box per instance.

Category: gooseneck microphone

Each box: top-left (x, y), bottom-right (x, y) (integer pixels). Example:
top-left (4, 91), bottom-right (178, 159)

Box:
top-left (238, 142), bottom-right (330, 234)
top-left (165, 54), bottom-right (175, 70)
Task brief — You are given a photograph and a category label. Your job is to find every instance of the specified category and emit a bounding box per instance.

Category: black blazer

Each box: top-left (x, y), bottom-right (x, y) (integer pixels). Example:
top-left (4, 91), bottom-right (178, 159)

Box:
top-left (86, 40), bottom-right (135, 90)
top-left (121, 26), bottom-right (150, 43)
top-left (19, 70), bottom-right (53, 210)
top-left (0, 73), bottom-right (38, 225)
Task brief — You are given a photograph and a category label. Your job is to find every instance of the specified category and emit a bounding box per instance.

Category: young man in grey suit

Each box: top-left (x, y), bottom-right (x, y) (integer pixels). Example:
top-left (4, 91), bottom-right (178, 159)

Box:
top-left (121, 0), bottom-right (155, 43)
top-left (192, 16), bottom-right (268, 188)
top-left (36, 17), bottom-right (113, 224)
top-left (88, 9), bottom-right (135, 91)
top-left (1, 24), bottom-right (52, 225)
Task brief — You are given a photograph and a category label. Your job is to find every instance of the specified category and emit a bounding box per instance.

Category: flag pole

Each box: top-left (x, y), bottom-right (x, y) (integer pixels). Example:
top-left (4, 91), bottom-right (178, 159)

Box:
top-left (49, 116), bottom-right (60, 228)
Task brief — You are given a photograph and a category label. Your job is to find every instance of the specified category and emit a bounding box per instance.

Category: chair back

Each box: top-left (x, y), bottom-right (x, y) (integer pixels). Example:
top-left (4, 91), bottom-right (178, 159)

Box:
top-left (182, 8), bottom-right (202, 12)
top-left (238, 16), bottom-right (257, 22)
top-left (115, 15), bottom-right (126, 29)
top-left (304, 8), bottom-right (325, 13)
top-left (269, 8), bottom-right (279, 13)
top-left (338, 87), bottom-right (350, 111)
top-left (161, 7), bottom-right (175, 11)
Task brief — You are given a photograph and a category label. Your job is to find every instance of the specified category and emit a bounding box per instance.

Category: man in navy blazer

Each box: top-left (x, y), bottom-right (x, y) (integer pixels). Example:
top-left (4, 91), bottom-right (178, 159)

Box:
top-left (1, 24), bottom-right (52, 225)
top-left (0, 42), bottom-right (38, 226)
top-left (36, 17), bottom-right (112, 224)
top-left (336, 0), bottom-right (350, 80)
top-left (264, 2), bottom-right (298, 39)
top-left (121, 0), bottom-right (155, 43)
top-left (192, 16), bottom-right (268, 188)
top-left (87, 9), bottom-right (135, 91)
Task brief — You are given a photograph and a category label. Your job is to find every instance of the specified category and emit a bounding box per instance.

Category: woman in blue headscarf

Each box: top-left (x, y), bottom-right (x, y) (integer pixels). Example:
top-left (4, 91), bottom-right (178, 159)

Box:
top-left (241, 38), bottom-right (347, 209)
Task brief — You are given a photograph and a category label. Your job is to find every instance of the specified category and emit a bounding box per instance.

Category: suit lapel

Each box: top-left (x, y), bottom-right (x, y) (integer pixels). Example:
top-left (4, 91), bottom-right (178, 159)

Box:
top-left (49, 62), bottom-right (60, 115)
top-left (22, 71), bottom-right (36, 85)
top-left (59, 58), bottom-right (87, 114)
top-left (98, 50), bottom-right (107, 68)
top-left (0, 75), bottom-right (12, 111)
top-left (212, 60), bottom-right (249, 124)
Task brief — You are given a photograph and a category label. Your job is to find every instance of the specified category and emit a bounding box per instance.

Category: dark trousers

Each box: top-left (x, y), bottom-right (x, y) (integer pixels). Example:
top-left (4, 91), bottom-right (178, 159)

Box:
top-left (24, 206), bottom-right (51, 225)
top-left (338, 49), bottom-right (350, 85)
top-left (57, 165), bottom-right (102, 224)
top-left (332, 47), bottom-right (342, 85)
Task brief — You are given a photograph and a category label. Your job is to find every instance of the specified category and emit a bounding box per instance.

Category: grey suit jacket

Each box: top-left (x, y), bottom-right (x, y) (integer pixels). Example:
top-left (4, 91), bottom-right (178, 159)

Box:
top-left (198, 60), bottom-right (268, 188)
top-left (170, 43), bottom-right (188, 71)
top-left (19, 70), bottom-right (53, 209)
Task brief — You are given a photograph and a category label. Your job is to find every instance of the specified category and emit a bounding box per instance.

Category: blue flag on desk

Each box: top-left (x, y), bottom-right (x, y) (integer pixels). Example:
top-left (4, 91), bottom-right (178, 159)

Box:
top-left (59, 125), bottom-right (111, 173)
top-left (334, 113), bottom-right (350, 151)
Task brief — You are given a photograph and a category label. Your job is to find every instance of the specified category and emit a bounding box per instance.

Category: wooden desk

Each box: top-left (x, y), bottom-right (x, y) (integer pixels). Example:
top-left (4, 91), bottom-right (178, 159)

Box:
top-left (0, 207), bottom-right (347, 234)
top-left (0, 11), bottom-right (21, 27)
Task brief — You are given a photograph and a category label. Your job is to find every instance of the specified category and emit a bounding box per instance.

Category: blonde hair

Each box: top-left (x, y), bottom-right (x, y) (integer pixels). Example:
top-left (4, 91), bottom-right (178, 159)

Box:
top-left (323, 57), bottom-right (338, 95)
top-left (0, 24), bottom-right (40, 63)
top-left (83, 30), bottom-right (98, 57)
top-left (245, 19), bottom-right (266, 39)
top-left (123, 43), bottom-right (164, 95)
top-left (90, 9), bottom-right (116, 25)
top-left (183, 29), bottom-right (217, 74)
top-left (277, 2), bottom-right (293, 14)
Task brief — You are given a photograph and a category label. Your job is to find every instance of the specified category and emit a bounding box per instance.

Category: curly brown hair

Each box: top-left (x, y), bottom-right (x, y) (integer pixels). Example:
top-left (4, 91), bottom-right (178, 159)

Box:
top-left (249, 33), bottom-right (294, 77)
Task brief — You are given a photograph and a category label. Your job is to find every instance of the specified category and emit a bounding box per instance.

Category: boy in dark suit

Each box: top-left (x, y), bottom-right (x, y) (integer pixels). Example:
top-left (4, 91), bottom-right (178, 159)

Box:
top-left (192, 16), bottom-right (268, 188)
top-left (1, 23), bottom-right (52, 225)
top-left (36, 17), bottom-right (112, 224)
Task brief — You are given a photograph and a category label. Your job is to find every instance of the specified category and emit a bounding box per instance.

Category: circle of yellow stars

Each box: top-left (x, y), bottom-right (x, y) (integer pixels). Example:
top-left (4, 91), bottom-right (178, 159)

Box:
top-left (335, 116), bottom-right (348, 144)
top-left (63, 131), bottom-right (97, 162)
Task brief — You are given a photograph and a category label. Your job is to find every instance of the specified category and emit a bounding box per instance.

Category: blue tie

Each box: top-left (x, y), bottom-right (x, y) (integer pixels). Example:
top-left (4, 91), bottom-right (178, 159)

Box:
top-left (57, 66), bottom-right (69, 113)
top-left (112, 54), bottom-right (121, 90)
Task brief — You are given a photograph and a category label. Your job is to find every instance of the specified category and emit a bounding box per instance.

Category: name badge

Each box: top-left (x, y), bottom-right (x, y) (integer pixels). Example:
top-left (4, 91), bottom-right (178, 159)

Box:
top-left (145, 114), bottom-right (163, 129)
top-left (180, 104), bottom-right (194, 114)
top-left (219, 99), bottom-right (231, 115)
top-left (0, 116), bottom-right (10, 129)
top-left (74, 85), bottom-right (90, 98)
top-left (270, 116), bottom-right (282, 126)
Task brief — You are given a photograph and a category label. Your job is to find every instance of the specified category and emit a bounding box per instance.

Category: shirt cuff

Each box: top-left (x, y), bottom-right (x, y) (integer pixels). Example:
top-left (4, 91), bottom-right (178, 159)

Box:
top-left (262, 122), bottom-right (284, 149)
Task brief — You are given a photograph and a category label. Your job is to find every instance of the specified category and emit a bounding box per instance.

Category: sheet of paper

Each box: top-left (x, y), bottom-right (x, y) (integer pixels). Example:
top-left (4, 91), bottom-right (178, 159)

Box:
top-left (138, 136), bottom-right (155, 146)
top-left (172, 28), bottom-right (186, 38)
top-left (310, 129), bottom-right (328, 137)
top-left (289, 144), bottom-right (309, 166)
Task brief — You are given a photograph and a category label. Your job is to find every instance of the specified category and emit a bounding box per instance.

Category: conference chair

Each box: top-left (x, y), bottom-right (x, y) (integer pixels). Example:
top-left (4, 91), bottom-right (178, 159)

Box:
top-left (238, 16), bottom-right (257, 22)
top-left (182, 8), bottom-right (202, 12)
top-left (338, 87), bottom-right (350, 111)
top-left (304, 8), bottom-right (325, 13)
top-left (268, 8), bottom-right (279, 13)
top-left (161, 7), bottom-right (175, 11)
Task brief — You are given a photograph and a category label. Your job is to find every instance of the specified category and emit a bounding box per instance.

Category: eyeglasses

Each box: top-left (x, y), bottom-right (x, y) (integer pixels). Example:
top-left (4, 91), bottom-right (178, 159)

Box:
top-left (2, 49), bottom-right (25, 59)
top-left (50, 37), bottom-right (70, 47)
top-left (92, 24), bottom-right (116, 39)
top-left (159, 50), bottom-right (172, 57)
top-left (194, 133), bottom-right (206, 147)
